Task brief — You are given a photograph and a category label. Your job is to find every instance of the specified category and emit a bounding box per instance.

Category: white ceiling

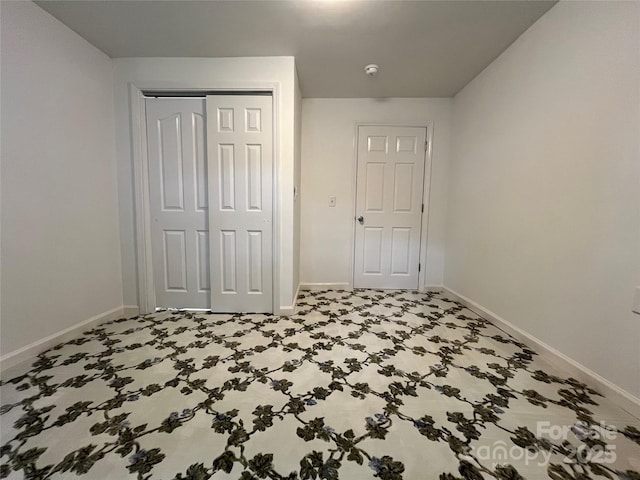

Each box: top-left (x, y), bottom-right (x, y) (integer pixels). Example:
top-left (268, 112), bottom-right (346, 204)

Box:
top-left (35, 0), bottom-right (556, 98)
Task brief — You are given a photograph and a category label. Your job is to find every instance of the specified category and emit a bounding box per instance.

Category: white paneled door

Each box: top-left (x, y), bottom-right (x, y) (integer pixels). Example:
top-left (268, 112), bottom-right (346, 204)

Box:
top-left (146, 98), bottom-right (210, 309)
top-left (353, 126), bottom-right (427, 289)
top-left (206, 95), bottom-right (273, 313)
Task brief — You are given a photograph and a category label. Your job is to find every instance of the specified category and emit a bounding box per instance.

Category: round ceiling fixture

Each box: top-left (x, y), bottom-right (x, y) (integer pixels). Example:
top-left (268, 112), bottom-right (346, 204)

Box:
top-left (364, 64), bottom-right (379, 76)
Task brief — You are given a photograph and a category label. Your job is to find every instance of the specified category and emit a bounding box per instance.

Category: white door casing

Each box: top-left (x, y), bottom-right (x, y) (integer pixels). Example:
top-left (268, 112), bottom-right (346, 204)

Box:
top-left (353, 125), bottom-right (427, 289)
top-left (146, 98), bottom-right (210, 309)
top-left (206, 95), bottom-right (273, 312)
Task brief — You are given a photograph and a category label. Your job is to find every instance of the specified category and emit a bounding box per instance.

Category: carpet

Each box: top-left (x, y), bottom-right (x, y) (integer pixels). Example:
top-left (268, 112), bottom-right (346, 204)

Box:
top-left (1, 290), bottom-right (639, 479)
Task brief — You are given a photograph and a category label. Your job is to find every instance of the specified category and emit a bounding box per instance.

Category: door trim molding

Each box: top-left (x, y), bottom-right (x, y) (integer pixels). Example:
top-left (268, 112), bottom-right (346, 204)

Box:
top-left (130, 84), bottom-right (155, 314)
top-left (129, 82), bottom-right (281, 314)
top-left (349, 122), bottom-right (435, 291)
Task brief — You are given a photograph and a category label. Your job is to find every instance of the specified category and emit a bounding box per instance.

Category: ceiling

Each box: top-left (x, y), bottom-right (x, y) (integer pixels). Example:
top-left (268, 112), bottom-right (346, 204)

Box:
top-left (35, 0), bottom-right (557, 98)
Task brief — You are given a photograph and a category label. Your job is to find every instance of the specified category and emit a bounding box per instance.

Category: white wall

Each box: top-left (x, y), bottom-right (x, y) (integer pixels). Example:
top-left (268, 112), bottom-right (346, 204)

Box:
top-left (446, 1), bottom-right (640, 397)
top-left (0, 2), bottom-right (123, 355)
top-left (300, 98), bottom-right (452, 287)
top-left (112, 57), bottom-right (299, 313)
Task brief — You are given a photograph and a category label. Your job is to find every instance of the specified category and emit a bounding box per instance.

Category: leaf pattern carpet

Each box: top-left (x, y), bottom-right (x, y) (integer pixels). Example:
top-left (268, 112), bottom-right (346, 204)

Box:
top-left (1, 290), bottom-right (639, 479)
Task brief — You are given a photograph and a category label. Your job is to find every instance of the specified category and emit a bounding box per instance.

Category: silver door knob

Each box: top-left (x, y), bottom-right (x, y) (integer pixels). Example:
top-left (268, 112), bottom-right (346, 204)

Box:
top-left (357, 216), bottom-right (364, 224)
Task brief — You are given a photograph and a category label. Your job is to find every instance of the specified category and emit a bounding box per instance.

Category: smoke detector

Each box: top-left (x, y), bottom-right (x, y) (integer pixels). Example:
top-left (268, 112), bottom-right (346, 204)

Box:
top-left (364, 64), bottom-right (379, 76)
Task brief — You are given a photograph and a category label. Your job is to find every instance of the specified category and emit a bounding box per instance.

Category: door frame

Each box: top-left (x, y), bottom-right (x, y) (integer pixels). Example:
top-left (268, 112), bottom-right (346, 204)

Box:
top-left (129, 82), bottom-right (281, 314)
top-left (350, 122), bottom-right (435, 291)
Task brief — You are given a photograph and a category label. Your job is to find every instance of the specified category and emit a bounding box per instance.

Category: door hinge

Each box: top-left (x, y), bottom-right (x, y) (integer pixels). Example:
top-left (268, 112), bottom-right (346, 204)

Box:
top-left (424, 141), bottom-right (429, 151)
top-left (421, 203), bottom-right (424, 213)
top-left (418, 263), bottom-right (421, 272)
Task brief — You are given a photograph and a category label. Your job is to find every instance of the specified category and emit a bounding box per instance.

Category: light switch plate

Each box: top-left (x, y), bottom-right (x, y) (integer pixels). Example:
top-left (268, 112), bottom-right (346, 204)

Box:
top-left (329, 196), bottom-right (336, 207)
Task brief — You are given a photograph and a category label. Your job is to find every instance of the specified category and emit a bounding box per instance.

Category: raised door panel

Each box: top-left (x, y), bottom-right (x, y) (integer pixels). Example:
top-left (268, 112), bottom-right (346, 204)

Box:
top-left (218, 145), bottom-right (236, 211)
top-left (396, 136), bottom-right (417, 154)
top-left (246, 145), bottom-right (262, 211)
top-left (157, 114), bottom-right (184, 211)
top-left (247, 231), bottom-right (263, 293)
top-left (220, 230), bottom-right (237, 293)
top-left (363, 228), bottom-right (383, 274)
top-left (365, 163), bottom-right (385, 212)
top-left (367, 135), bottom-right (388, 153)
top-left (163, 230), bottom-right (187, 291)
top-left (245, 109), bottom-right (262, 133)
top-left (218, 108), bottom-right (234, 132)
top-left (393, 163), bottom-right (414, 212)
top-left (390, 228), bottom-right (411, 275)
top-left (196, 231), bottom-right (210, 292)
top-left (193, 113), bottom-right (208, 212)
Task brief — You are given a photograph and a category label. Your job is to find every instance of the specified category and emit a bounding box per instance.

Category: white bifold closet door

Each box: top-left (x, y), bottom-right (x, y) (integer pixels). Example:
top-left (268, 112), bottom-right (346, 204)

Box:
top-left (146, 98), bottom-right (210, 309)
top-left (206, 95), bottom-right (273, 313)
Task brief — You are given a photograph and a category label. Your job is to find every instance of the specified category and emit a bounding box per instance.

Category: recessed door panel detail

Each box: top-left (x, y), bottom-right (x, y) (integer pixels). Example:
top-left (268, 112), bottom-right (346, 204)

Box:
top-left (218, 144), bottom-right (235, 210)
top-left (158, 114), bottom-right (184, 211)
top-left (368, 135), bottom-right (388, 153)
top-left (246, 145), bottom-right (262, 211)
top-left (396, 136), bottom-right (417, 153)
top-left (218, 108), bottom-right (234, 132)
top-left (354, 126), bottom-right (427, 289)
top-left (247, 231), bottom-right (263, 293)
top-left (147, 98), bottom-right (209, 309)
top-left (394, 163), bottom-right (414, 212)
top-left (197, 231), bottom-right (210, 292)
top-left (391, 228), bottom-right (411, 275)
top-left (363, 227), bottom-right (383, 274)
top-left (221, 231), bottom-right (237, 293)
top-left (245, 108), bottom-right (262, 133)
top-left (193, 113), bottom-right (208, 211)
top-left (365, 163), bottom-right (385, 212)
top-left (163, 230), bottom-right (187, 291)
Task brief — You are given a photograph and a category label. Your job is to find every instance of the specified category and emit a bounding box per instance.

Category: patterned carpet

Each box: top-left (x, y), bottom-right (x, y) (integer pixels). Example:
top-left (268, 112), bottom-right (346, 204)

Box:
top-left (1, 290), bottom-right (639, 479)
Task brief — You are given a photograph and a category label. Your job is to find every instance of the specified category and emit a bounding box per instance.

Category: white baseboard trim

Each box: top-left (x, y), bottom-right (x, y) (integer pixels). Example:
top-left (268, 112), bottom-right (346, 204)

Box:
top-left (301, 283), bottom-right (444, 293)
top-left (422, 284), bottom-right (445, 292)
top-left (293, 282), bottom-right (301, 311)
top-left (443, 287), bottom-right (640, 419)
top-left (299, 282), bottom-right (352, 291)
top-left (123, 305), bottom-right (140, 316)
top-left (0, 305), bottom-right (134, 372)
top-left (279, 282), bottom-right (353, 314)
top-left (278, 306), bottom-right (294, 316)
top-left (278, 283), bottom-right (302, 316)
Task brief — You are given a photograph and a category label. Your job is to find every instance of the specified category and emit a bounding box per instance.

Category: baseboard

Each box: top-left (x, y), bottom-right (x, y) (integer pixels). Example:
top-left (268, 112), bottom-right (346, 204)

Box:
top-left (277, 308), bottom-right (292, 316)
top-left (300, 283), bottom-right (444, 293)
top-left (443, 287), bottom-right (640, 419)
top-left (0, 305), bottom-right (134, 372)
top-left (277, 283), bottom-right (302, 316)
top-left (422, 284), bottom-right (445, 292)
top-left (280, 282), bottom-right (352, 314)
top-left (299, 282), bottom-right (352, 291)
top-left (123, 305), bottom-right (140, 317)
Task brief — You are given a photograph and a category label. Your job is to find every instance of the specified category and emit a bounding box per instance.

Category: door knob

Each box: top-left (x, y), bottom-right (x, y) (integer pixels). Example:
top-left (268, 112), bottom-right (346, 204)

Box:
top-left (357, 216), bottom-right (364, 225)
